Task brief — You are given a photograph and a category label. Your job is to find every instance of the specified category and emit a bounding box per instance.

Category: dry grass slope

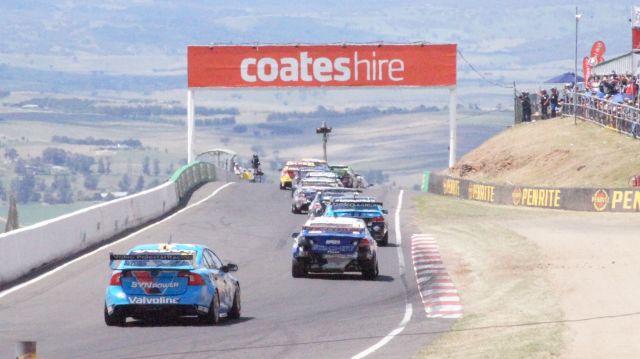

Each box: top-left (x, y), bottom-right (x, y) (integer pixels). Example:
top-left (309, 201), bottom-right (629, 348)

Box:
top-left (444, 117), bottom-right (640, 188)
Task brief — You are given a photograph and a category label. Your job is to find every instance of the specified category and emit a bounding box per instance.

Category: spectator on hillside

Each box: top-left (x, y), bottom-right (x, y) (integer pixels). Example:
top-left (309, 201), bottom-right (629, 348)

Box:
top-left (540, 89), bottom-right (549, 119)
top-left (550, 88), bottom-right (559, 118)
top-left (520, 92), bottom-right (532, 122)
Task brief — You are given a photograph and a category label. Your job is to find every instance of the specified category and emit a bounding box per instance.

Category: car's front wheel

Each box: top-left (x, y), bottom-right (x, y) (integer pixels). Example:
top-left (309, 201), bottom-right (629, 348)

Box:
top-left (104, 303), bottom-right (126, 326)
top-left (378, 232), bottom-right (389, 247)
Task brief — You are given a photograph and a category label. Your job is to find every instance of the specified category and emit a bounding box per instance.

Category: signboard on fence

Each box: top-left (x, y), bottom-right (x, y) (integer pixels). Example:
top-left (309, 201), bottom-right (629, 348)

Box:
top-left (187, 44), bottom-right (456, 88)
top-left (425, 173), bottom-right (640, 212)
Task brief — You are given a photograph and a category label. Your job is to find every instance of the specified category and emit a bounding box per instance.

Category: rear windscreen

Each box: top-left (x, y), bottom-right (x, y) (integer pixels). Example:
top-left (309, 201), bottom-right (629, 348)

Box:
top-left (124, 251), bottom-right (195, 267)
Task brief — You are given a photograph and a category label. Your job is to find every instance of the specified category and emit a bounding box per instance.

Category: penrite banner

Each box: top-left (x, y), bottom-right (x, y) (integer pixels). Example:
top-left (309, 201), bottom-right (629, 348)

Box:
top-left (425, 173), bottom-right (640, 212)
top-left (187, 44), bottom-right (457, 88)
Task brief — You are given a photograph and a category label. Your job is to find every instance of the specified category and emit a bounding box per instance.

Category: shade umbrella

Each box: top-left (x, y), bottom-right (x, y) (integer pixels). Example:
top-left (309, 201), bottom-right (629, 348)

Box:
top-left (544, 72), bottom-right (584, 84)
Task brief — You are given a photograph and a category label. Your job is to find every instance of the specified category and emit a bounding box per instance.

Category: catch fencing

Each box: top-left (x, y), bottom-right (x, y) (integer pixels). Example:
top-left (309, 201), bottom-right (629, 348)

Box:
top-left (563, 92), bottom-right (640, 138)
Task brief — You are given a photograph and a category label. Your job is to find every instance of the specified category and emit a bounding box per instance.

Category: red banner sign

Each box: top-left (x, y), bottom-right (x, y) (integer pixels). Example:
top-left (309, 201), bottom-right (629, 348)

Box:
top-left (188, 44), bottom-right (457, 88)
top-left (633, 28), bottom-right (640, 50)
top-left (583, 56), bottom-right (591, 85)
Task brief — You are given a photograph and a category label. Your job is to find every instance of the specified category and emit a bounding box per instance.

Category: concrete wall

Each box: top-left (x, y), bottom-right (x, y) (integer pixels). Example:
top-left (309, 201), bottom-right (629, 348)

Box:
top-left (0, 161), bottom-right (218, 287)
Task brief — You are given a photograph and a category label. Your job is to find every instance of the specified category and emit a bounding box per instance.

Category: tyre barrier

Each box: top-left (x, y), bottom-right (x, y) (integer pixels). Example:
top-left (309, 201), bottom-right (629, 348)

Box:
top-left (422, 171), bottom-right (640, 212)
top-left (0, 162), bottom-right (217, 288)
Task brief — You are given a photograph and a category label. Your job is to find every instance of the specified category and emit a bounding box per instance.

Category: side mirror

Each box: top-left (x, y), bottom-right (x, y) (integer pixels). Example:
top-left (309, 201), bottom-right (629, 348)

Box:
top-left (291, 232), bottom-right (300, 238)
top-left (222, 263), bottom-right (238, 272)
top-left (382, 209), bottom-right (388, 214)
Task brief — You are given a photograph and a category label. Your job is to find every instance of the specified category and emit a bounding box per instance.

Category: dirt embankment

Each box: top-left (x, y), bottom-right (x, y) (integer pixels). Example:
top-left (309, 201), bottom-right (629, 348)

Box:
top-left (444, 117), bottom-right (640, 188)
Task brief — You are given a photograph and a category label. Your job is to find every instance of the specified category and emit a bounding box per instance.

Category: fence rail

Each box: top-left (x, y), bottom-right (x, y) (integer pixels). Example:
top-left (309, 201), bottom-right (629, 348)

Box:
top-left (564, 92), bottom-right (640, 138)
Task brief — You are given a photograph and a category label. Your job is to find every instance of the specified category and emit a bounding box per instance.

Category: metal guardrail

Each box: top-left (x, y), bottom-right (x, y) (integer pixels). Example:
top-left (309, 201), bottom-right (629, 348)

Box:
top-left (564, 92), bottom-right (640, 138)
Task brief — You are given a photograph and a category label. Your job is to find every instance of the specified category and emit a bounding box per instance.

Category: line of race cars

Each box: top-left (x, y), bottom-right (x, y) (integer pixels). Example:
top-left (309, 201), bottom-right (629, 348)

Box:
top-left (283, 158), bottom-right (389, 280)
top-left (103, 158), bottom-right (387, 326)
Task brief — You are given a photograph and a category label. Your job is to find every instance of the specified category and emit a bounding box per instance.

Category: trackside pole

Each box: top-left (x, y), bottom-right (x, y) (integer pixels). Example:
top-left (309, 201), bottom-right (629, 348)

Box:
top-left (449, 86), bottom-right (457, 168)
top-left (187, 89), bottom-right (195, 163)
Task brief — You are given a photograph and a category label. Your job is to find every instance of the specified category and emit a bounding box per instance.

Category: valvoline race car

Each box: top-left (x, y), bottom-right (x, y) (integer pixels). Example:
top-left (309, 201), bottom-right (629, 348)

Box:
top-left (323, 197), bottom-right (389, 246)
top-left (104, 243), bottom-right (240, 326)
top-left (291, 217), bottom-right (379, 280)
top-left (308, 188), bottom-right (363, 217)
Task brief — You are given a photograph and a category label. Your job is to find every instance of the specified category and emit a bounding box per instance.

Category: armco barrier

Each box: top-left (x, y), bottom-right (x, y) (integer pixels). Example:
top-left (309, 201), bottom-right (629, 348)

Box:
top-left (0, 161), bottom-right (218, 288)
top-left (422, 171), bottom-right (640, 212)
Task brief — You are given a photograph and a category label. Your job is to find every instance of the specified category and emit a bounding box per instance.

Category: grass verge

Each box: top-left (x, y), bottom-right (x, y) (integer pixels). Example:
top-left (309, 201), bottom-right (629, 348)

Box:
top-left (412, 193), bottom-right (565, 359)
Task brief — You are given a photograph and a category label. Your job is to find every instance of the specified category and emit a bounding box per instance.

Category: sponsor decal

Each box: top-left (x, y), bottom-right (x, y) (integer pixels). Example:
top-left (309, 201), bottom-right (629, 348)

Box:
top-left (132, 271), bottom-right (179, 295)
top-left (610, 190), bottom-right (640, 211)
top-left (128, 296), bottom-right (179, 305)
top-left (188, 44), bottom-right (456, 88)
top-left (513, 188), bottom-right (561, 208)
top-left (468, 183), bottom-right (495, 203)
top-left (512, 188), bottom-right (523, 205)
top-left (442, 179), bottom-right (460, 197)
top-left (592, 189), bottom-right (610, 211)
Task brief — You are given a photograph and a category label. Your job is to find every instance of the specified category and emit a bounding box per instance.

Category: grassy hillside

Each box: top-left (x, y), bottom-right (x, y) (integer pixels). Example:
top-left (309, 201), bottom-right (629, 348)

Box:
top-left (444, 117), bottom-right (640, 187)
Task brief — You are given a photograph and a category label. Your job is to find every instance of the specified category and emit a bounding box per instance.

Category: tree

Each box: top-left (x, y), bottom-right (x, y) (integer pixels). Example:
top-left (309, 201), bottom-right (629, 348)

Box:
top-left (134, 175), bottom-right (145, 193)
top-left (97, 158), bottom-right (106, 174)
top-left (153, 159), bottom-right (160, 176)
top-left (166, 163), bottom-right (175, 175)
top-left (42, 147), bottom-right (67, 165)
top-left (4, 148), bottom-right (18, 161)
top-left (118, 174), bottom-right (130, 192)
top-left (142, 156), bottom-right (151, 175)
top-left (51, 175), bottom-right (73, 203)
top-left (106, 158), bottom-right (112, 174)
top-left (83, 173), bottom-right (99, 190)
top-left (12, 172), bottom-right (36, 204)
top-left (0, 181), bottom-right (5, 201)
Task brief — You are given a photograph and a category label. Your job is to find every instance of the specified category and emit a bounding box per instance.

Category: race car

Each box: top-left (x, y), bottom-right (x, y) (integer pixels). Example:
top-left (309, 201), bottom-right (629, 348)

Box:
top-left (104, 243), bottom-right (241, 326)
top-left (291, 186), bottom-right (320, 214)
top-left (291, 217), bottom-right (379, 279)
top-left (330, 164), bottom-right (368, 188)
top-left (323, 197), bottom-right (389, 246)
top-left (279, 161), bottom-right (316, 189)
top-left (291, 169), bottom-right (338, 191)
top-left (308, 188), bottom-right (363, 217)
top-left (293, 177), bottom-right (343, 194)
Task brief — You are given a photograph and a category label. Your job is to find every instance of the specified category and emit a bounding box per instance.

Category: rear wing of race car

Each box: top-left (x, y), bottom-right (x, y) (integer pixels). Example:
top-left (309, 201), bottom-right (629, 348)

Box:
top-left (109, 253), bottom-right (195, 270)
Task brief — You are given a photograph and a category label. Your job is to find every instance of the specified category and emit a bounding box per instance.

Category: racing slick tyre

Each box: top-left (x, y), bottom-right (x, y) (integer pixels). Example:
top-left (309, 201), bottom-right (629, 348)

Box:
top-left (104, 303), bottom-right (126, 326)
top-left (228, 287), bottom-right (242, 319)
top-left (378, 232), bottom-right (389, 247)
top-left (280, 183), bottom-right (285, 190)
top-left (200, 292), bottom-right (221, 325)
top-left (291, 205), bottom-right (301, 214)
top-left (362, 257), bottom-right (379, 280)
top-left (291, 259), bottom-right (308, 278)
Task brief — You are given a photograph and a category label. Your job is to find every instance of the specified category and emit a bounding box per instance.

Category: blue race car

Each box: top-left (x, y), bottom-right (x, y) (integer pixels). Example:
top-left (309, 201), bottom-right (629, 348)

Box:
top-left (104, 243), bottom-right (240, 326)
top-left (323, 197), bottom-right (389, 246)
top-left (291, 217), bottom-right (379, 280)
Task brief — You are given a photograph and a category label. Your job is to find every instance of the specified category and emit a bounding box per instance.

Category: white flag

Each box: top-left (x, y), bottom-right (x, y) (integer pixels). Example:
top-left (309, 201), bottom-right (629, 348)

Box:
top-left (633, 6), bottom-right (640, 28)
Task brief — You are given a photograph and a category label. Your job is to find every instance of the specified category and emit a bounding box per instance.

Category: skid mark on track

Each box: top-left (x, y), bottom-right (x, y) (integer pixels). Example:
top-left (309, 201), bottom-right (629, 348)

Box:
top-left (411, 234), bottom-right (462, 319)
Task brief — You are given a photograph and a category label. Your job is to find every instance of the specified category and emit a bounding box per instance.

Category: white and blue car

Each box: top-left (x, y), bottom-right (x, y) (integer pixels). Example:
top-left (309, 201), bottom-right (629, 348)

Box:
top-left (291, 217), bottom-right (379, 280)
top-left (105, 243), bottom-right (240, 326)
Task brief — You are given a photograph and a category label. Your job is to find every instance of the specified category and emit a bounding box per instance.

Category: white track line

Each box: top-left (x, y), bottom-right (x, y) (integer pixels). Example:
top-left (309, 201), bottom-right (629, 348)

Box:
top-left (0, 182), bottom-right (234, 300)
top-left (351, 189), bottom-right (412, 359)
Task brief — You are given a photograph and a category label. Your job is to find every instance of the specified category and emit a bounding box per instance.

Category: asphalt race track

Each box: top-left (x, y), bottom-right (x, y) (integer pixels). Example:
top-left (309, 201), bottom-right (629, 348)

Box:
top-left (0, 181), bottom-right (453, 359)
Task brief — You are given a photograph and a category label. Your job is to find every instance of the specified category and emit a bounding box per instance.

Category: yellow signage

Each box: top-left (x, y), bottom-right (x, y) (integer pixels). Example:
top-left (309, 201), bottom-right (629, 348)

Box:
top-left (442, 179), bottom-right (460, 197)
top-left (468, 183), bottom-right (495, 203)
top-left (610, 190), bottom-right (640, 211)
top-left (513, 188), bottom-right (561, 208)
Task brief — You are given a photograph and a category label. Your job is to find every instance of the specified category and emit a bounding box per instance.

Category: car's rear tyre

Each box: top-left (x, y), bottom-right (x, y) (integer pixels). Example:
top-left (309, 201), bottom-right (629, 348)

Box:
top-left (362, 257), bottom-right (379, 280)
top-left (228, 287), bottom-right (241, 319)
top-left (104, 304), bottom-right (126, 326)
top-left (200, 292), bottom-right (220, 325)
top-left (291, 259), bottom-right (308, 278)
top-left (280, 183), bottom-right (285, 190)
top-left (379, 232), bottom-right (389, 247)
top-left (291, 205), bottom-right (300, 214)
